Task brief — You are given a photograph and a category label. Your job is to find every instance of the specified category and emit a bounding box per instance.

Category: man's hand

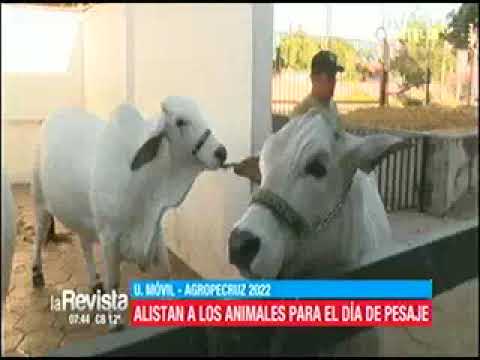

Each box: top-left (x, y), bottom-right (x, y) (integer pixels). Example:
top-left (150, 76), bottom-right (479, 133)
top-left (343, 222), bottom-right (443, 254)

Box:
top-left (232, 155), bottom-right (261, 184)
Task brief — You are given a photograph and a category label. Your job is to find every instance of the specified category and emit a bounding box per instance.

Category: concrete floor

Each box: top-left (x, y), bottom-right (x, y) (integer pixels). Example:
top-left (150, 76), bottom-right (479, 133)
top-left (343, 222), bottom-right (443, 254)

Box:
top-left (3, 185), bottom-right (200, 357)
top-left (334, 278), bottom-right (478, 357)
top-left (338, 189), bottom-right (479, 357)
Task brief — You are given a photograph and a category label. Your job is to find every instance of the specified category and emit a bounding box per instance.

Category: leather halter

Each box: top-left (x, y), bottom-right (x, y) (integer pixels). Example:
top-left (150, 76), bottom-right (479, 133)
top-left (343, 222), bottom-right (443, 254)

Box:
top-left (192, 129), bottom-right (211, 156)
top-left (250, 176), bottom-right (354, 237)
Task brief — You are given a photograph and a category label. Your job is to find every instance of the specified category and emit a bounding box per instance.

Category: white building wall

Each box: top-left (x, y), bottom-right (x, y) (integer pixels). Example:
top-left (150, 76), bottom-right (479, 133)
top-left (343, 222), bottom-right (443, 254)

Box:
top-left (130, 3), bottom-right (269, 278)
top-left (82, 3), bottom-right (128, 120)
top-left (2, 6), bottom-right (84, 183)
top-left (3, 3), bottom-right (273, 279)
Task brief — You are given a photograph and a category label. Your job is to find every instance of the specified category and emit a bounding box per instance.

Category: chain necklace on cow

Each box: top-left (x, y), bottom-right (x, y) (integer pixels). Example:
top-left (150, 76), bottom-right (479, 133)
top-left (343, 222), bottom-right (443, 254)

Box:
top-left (250, 175), bottom-right (355, 237)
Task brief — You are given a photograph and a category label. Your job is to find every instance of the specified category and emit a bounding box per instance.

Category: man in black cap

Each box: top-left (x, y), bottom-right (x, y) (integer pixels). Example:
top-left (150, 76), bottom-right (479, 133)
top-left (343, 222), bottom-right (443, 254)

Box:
top-left (232, 50), bottom-right (345, 184)
top-left (290, 49), bottom-right (344, 118)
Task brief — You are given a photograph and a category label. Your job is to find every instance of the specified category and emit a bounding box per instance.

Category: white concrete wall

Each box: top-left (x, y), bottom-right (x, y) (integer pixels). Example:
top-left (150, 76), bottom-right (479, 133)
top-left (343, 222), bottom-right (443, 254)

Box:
top-left (3, 3), bottom-right (273, 279)
top-left (423, 134), bottom-right (478, 217)
top-left (82, 4), bottom-right (128, 120)
top-left (2, 6), bottom-right (84, 183)
top-left (129, 3), bottom-right (270, 278)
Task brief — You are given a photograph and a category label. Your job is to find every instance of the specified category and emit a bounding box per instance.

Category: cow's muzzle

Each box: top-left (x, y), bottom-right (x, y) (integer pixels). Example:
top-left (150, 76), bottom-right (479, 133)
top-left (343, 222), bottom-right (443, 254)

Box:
top-left (228, 228), bottom-right (260, 271)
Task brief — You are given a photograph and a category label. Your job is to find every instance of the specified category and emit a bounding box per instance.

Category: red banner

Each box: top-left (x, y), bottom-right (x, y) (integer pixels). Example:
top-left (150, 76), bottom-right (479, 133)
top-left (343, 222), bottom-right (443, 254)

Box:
top-left (130, 300), bottom-right (432, 327)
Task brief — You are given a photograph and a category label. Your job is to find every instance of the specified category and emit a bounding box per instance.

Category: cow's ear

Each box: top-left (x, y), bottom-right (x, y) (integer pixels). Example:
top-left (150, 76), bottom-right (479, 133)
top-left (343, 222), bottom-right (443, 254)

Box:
top-left (343, 134), bottom-right (405, 174)
top-left (130, 123), bottom-right (167, 171)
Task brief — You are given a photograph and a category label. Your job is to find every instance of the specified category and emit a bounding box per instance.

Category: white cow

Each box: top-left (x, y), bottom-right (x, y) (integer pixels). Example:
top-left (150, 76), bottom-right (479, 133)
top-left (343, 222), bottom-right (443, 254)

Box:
top-left (228, 107), bottom-right (403, 355)
top-left (2, 170), bottom-right (16, 308)
top-left (32, 97), bottom-right (227, 302)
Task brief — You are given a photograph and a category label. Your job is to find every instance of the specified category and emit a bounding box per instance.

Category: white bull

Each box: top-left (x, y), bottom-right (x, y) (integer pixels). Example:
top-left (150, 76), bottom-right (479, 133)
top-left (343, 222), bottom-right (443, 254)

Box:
top-left (2, 171), bottom-right (16, 309)
top-left (229, 107), bottom-right (402, 278)
top-left (32, 96), bottom-right (227, 301)
top-left (228, 107), bottom-right (404, 355)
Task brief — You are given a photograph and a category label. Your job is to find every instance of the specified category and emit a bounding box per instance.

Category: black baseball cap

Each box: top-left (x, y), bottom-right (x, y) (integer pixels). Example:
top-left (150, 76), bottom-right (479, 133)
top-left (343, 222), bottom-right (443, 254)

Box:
top-left (311, 50), bottom-right (345, 75)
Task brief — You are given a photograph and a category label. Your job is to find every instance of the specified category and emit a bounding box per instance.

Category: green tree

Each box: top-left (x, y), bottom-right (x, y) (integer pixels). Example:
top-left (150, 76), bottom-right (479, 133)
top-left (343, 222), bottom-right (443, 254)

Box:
top-left (279, 30), bottom-right (320, 71)
top-left (391, 19), bottom-right (456, 87)
top-left (278, 31), bottom-right (361, 79)
top-left (325, 37), bottom-right (362, 80)
top-left (443, 3), bottom-right (479, 49)
top-left (357, 47), bottom-right (375, 62)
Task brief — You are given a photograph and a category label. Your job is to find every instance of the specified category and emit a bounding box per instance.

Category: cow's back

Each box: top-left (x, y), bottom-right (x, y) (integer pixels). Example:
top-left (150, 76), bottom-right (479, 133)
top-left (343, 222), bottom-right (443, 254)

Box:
top-left (38, 108), bottom-right (105, 237)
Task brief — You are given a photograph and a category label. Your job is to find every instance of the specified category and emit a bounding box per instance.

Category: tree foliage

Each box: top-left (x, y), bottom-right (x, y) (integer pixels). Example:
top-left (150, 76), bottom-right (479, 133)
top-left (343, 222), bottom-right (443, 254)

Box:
top-left (391, 19), bottom-right (456, 87)
top-left (278, 31), bottom-right (319, 71)
top-left (277, 31), bottom-right (361, 79)
top-left (443, 3), bottom-right (479, 49)
top-left (326, 37), bottom-right (362, 80)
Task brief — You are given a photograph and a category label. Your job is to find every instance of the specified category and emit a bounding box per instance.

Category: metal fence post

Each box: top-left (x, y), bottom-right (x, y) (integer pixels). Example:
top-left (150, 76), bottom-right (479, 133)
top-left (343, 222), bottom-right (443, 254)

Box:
top-left (379, 35), bottom-right (389, 107)
top-left (425, 68), bottom-right (431, 105)
top-left (419, 136), bottom-right (430, 213)
top-left (380, 65), bottom-right (387, 107)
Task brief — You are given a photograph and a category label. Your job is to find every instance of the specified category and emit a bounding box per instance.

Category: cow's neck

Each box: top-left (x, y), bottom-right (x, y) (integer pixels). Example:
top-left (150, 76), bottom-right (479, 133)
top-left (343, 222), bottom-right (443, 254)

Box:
top-left (295, 172), bottom-right (377, 278)
top-left (133, 141), bottom-right (204, 228)
top-left (335, 171), bottom-right (380, 266)
top-left (163, 142), bottom-right (204, 209)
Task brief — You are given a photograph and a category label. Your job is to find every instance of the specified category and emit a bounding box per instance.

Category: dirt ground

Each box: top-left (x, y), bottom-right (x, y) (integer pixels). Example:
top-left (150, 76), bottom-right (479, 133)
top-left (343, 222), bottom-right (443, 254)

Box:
top-left (4, 184), bottom-right (200, 357)
top-left (342, 105), bottom-right (477, 132)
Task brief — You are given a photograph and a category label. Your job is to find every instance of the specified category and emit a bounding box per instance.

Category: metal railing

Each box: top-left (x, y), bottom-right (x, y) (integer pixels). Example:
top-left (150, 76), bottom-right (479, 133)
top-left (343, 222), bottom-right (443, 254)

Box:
top-left (347, 128), bottom-right (427, 212)
top-left (271, 71), bottom-right (381, 115)
top-left (48, 220), bottom-right (478, 357)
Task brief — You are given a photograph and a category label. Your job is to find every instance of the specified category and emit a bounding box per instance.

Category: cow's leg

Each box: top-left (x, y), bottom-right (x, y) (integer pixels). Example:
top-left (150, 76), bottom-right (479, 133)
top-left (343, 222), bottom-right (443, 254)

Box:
top-left (31, 169), bottom-right (52, 288)
top-left (79, 235), bottom-right (102, 294)
top-left (101, 236), bottom-right (124, 332)
top-left (156, 237), bottom-right (172, 279)
top-left (32, 209), bottom-right (53, 288)
top-left (47, 219), bottom-right (55, 243)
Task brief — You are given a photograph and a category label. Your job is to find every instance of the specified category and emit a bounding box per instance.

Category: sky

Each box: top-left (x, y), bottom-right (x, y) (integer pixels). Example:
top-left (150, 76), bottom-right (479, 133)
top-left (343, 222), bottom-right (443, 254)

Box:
top-left (274, 3), bottom-right (462, 41)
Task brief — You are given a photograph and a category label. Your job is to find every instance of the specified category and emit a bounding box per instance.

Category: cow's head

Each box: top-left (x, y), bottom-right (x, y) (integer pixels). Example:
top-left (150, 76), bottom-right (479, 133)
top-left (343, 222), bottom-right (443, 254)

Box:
top-left (229, 108), bottom-right (403, 279)
top-left (131, 96), bottom-right (227, 171)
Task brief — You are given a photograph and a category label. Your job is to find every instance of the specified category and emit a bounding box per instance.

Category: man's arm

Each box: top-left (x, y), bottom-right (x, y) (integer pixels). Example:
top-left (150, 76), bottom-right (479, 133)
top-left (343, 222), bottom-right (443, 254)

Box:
top-left (232, 155), bottom-right (261, 184)
top-left (289, 95), bottom-right (313, 118)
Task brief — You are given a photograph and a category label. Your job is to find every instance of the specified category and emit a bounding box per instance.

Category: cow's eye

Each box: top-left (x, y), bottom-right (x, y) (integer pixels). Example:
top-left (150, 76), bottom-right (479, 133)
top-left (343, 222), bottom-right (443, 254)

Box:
top-left (176, 118), bottom-right (187, 127)
top-left (305, 159), bottom-right (327, 178)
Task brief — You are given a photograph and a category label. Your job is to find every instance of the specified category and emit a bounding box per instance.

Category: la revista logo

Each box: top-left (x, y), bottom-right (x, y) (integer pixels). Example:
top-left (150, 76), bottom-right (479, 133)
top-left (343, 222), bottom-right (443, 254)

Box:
top-left (50, 289), bottom-right (129, 312)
